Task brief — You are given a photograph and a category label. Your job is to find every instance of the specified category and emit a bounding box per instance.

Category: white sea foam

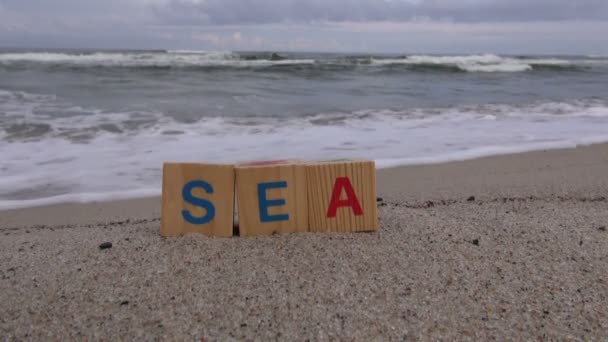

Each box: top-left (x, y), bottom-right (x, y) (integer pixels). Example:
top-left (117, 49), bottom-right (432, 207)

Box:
top-left (461, 63), bottom-right (532, 72)
top-left (2, 89), bottom-right (608, 209)
top-left (371, 54), bottom-right (577, 72)
top-left (0, 189), bottom-right (160, 210)
top-left (0, 51), bottom-right (601, 71)
top-left (0, 51), bottom-right (314, 68)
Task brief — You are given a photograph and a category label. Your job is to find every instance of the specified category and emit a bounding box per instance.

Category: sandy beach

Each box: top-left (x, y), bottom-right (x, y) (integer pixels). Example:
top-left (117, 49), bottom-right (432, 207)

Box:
top-left (1, 144), bottom-right (607, 340)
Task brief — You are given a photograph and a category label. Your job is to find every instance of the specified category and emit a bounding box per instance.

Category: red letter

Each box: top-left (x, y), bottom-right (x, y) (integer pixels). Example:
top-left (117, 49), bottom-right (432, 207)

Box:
top-left (326, 177), bottom-right (363, 218)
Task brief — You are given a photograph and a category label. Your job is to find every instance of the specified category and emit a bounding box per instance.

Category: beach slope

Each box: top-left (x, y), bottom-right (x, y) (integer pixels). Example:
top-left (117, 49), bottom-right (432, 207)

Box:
top-left (1, 144), bottom-right (608, 340)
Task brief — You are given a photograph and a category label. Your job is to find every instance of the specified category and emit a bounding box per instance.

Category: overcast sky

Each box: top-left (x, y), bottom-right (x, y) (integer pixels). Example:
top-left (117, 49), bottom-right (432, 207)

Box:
top-left (1, 0), bottom-right (607, 54)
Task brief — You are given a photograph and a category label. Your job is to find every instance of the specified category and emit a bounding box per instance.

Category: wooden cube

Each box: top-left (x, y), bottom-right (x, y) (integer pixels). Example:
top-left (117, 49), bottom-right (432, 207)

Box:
top-left (235, 162), bottom-right (308, 236)
top-left (306, 160), bottom-right (377, 232)
top-left (161, 163), bottom-right (235, 237)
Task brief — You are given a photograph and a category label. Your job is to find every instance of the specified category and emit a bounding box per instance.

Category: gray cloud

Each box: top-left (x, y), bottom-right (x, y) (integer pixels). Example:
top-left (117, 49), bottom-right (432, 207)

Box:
top-left (1, 0), bottom-right (607, 54)
top-left (154, 0), bottom-right (608, 25)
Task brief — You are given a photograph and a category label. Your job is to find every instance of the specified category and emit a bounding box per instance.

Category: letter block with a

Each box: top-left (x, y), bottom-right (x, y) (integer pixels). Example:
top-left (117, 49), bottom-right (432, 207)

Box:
top-left (235, 163), bottom-right (308, 237)
top-left (307, 160), bottom-right (377, 233)
top-left (161, 163), bottom-right (235, 237)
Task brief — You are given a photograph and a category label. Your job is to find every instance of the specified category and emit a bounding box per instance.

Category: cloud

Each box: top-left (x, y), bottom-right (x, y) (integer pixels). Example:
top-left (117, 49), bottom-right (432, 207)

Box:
top-left (154, 0), bottom-right (608, 25)
top-left (0, 0), bottom-right (607, 54)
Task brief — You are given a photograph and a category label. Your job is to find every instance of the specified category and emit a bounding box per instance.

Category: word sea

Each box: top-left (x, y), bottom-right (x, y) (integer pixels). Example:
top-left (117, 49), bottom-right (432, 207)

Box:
top-left (161, 160), bottom-right (378, 237)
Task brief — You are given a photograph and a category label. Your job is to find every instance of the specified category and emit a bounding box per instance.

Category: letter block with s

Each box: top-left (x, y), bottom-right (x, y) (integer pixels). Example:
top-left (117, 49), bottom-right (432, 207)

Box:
top-left (235, 162), bottom-right (308, 237)
top-left (307, 160), bottom-right (378, 233)
top-left (161, 163), bottom-right (235, 237)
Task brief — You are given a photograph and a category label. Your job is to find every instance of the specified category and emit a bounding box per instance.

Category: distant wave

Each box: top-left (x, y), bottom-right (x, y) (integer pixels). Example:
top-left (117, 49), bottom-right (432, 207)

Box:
top-left (370, 54), bottom-right (584, 72)
top-left (0, 51), bottom-right (314, 69)
top-left (0, 51), bottom-right (602, 73)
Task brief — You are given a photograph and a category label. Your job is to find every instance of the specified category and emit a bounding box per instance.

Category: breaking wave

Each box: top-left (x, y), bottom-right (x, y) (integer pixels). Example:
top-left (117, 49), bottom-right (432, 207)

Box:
top-left (0, 51), bottom-right (602, 73)
top-left (370, 54), bottom-right (585, 72)
top-left (2, 87), bottom-right (608, 209)
top-left (0, 51), bottom-right (315, 70)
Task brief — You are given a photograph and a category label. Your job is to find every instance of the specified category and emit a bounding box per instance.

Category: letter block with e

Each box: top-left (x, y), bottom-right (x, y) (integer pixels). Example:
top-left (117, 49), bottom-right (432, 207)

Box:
top-left (161, 163), bottom-right (235, 237)
top-left (306, 160), bottom-right (378, 233)
top-left (235, 163), bottom-right (308, 236)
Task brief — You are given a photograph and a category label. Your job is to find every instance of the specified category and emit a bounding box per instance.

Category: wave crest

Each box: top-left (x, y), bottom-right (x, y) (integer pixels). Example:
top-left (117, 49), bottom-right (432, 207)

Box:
top-left (371, 54), bottom-right (581, 72)
top-left (0, 51), bottom-right (313, 69)
top-left (0, 51), bottom-right (601, 73)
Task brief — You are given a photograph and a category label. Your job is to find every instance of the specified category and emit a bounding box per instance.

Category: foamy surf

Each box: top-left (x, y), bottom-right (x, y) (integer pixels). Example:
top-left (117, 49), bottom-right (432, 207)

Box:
top-left (370, 54), bottom-right (576, 72)
top-left (0, 51), bottom-right (600, 72)
top-left (2, 90), bottom-right (608, 209)
top-left (0, 189), bottom-right (161, 211)
top-left (0, 51), bottom-right (314, 68)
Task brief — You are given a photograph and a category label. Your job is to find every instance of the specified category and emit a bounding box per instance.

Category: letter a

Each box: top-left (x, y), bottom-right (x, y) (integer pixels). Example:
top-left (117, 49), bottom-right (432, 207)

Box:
top-left (326, 177), bottom-right (363, 218)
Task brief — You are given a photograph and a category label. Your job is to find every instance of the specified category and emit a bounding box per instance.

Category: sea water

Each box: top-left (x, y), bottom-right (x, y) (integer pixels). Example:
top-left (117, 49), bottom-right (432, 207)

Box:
top-left (1, 49), bottom-right (608, 208)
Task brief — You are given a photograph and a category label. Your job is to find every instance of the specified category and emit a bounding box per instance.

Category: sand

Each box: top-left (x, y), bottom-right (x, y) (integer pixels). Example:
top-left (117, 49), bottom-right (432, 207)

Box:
top-left (1, 144), bottom-right (608, 340)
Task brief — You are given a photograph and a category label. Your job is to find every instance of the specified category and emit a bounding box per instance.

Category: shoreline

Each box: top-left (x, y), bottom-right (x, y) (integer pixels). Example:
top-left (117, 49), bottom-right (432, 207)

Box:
top-left (2, 141), bottom-right (608, 213)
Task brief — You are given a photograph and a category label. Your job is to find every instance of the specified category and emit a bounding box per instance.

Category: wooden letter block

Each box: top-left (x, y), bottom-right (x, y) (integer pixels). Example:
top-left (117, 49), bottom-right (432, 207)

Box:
top-left (307, 160), bottom-right (377, 233)
top-left (161, 163), bottom-right (235, 237)
top-left (235, 163), bottom-right (308, 237)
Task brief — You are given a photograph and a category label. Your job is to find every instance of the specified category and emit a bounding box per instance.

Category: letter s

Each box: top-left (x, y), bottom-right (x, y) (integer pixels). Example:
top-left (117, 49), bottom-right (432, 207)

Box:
top-left (182, 180), bottom-right (215, 225)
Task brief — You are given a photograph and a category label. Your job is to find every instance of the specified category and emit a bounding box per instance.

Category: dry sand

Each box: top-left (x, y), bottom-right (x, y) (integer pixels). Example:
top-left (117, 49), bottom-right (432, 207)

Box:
top-left (1, 144), bottom-right (608, 340)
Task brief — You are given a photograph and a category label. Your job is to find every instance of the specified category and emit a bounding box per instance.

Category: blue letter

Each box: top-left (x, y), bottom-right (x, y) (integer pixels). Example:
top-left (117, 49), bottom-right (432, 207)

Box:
top-left (182, 180), bottom-right (215, 224)
top-left (258, 181), bottom-right (289, 223)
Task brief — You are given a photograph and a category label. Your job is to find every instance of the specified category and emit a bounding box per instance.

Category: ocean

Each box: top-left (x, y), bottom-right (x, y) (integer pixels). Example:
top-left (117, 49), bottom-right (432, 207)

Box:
top-left (1, 49), bottom-right (608, 209)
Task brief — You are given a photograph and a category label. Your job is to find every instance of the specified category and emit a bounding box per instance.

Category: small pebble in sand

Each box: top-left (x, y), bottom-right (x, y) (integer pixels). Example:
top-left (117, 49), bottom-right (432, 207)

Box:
top-left (99, 242), bottom-right (113, 250)
top-left (467, 196), bottom-right (476, 202)
top-left (472, 239), bottom-right (480, 246)
top-left (598, 226), bottom-right (606, 232)
top-left (376, 197), bottom-right (384, 202)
